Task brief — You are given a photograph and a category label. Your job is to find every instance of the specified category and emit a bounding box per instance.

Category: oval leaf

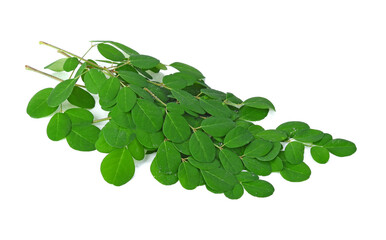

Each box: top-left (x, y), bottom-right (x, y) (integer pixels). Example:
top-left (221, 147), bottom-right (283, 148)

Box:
top-left (310, 146), bottom-right (330, 164)
top-left (201, 117), bottom-right (236, 138)
top-left (163, 112), bottom-right (191, 143)
top-left (284, 141), bottom-right (305, 164)
top-left (130, 55), bottom-right (160, 69)
top-left (280, 162), bottom-right (311, 182)
top-left (243, 97), bottom-right (275, 111)
top-left (97, 43), bottom-right (126, 61)
top-left (27, 88), bottom-right (58, 118)
top-left (47, 78), bottom-right (77, 107)
top-left (189, 130), bottom-right (215, 163)
top-left (67, 86), bottom-right (95, 109)
top-left (132, 99), bottom-right (164, 132)
top-left (155, 141), bottom-right (181, 174)
top-left (46, 113), bottom-right (72, 141)
top-left (178, 161), bottom-right (201, 190)
top-left (66, 124), bottom-right (100, 151)
top-left (224, 126), bottom-right (254, 148)
top-left (201, 167), bottom-right (238, 193)
top-left (324, 139), bottom-right (357, 157)
top-left (117, 87), bottom-right (137, 112)
top-left (100, 148), bottom-right (135, 186)
top-left (242, 180), bottom-right (275, 198)
top-left (219, 148), bottom-right (244, 174)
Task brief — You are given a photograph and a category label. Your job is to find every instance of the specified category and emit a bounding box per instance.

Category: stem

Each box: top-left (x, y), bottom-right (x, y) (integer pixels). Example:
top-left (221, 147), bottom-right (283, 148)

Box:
top-left (214, 144), bottom-right (223, 150)
top-left (144, 87), bottom-right (167, 106)
top-left (57, 50), bottom-right (71, 58)
top-left (25, 65), bottom-right (86, 88)
top-left (147, 80), bottom-right (171, 90)
top-left (69, 44), bottom-right (95, 79)
top-left (93, 117), bottom-right (111, 123)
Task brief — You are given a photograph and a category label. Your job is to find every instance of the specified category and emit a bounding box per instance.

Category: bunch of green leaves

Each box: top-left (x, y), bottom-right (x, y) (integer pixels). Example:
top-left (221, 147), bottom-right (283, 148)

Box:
top-left (26, 41), bottom-right (357, 199)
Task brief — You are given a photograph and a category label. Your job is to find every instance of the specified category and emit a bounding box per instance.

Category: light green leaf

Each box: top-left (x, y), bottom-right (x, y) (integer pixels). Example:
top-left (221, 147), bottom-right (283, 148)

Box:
top-left (224, 183), bottom-right (244, 200)
top-left (163, 112), bottom-right (191, 143)
top-left (65, 108), bottom-right (93, 125)
top-left (243, 97), bottom-right (275, 111)
top-left (67, 86), bottom-right (95, 109)
top-left (44, 58), bottom-right (67, 72)
top-left (47, 78), bottom-right (77, 107)
top-left (284, 141), bottom-right (305, 164)
top-left (280, 162), bottom-right (311, 182)
top-left (132, 99), bottom-right (164, 132)
top-left (97, 43), bottom-right (126, 61)
top-left (119, 71), bottom-right (148, 87)
top-left (171, 89), bottom-right (205, 114)
top-left (99, 77), bottom-right (120, 101)
top-left (239, 106), bottom-right (269, 121)
top-left (223, 126), bottom-right (254, 148)
top-left (244, 139), bottom-right (273, 158)
top-left (310, 146), bottom-right (330, 164)
top-left (178, 161), bottom-right (201, 190)
top-left (201, 167), bottom-right (238, 193)
top-left (150, 158), bottom-right (178, 185)
top-left (242, 180), bottom-right (275, 198)
top-left (155, 141), bottom-right (181, 174)
top-left (100, 148), bottom-right (135, 186)
top-left (102, 122), bottom-right (134, 148)
top-left (324, 139), bottom-right (357, 157)
top-left (242, 157), bottom-right (272, 176)
top-left (116, 87), bottom-right (137, 112)
top-left (46, 113), bottom-right (72, 141)
top-left (170, 62), bottom-right (204, 79)
top-left (219, 148), bottom-right (244, 174)
top-left (83, 69), bottom-right (107, 94)
top-left (201, 117), bottom-right (236, 138)
top-left (130, 55), bottom-right (160, 69)
top-left (27, 88), bottom-right (58, 118)
top-left (276, 121), bottom-right (310, 137)
top-left (95, 132), bottom-right (118, 153)
top-left (255, 130), bottom-right (288, 142)
top-left (66, 124), bottom-right (100, 151)
top-left (189, 130), bottom-right (215, 163)
top-left (293, 129), bottom-right (324, 143)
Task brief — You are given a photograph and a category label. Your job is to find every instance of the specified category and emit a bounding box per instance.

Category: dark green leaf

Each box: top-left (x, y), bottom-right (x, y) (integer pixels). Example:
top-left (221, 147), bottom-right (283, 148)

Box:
top-left (116, 87), bottom-right (137, 112)
top-left (257, 142), bottom-right (282, 161)
top-left (242, 180), bottom-right (274, 198)
top-left (324, 139), bottom-right (357, 157)
top-left (155, 141), bottom-right (181, 174)
top-left (170, 62), bottom-right (204, 79)
top-left (67, 86), bottom-right (95, 109)
top-left (83, 69), bottom-right (107, 94)
top-left (201, 167), bottom-right (238, 193)
top-left (27, 88), bottom-right (58, 118)
top-left (276, 121), bottom-right (310, 137)
top-left (66, 124), bottom-right (100, 151)
top-left (46, 113), bottom-right (72, 141)
top-left (166, 102), bottom-right (184, 115)
top-left (226, 92), bottom-right (242, 104)
top-left (284, 141), bottom-right (305, 164)
top-left (200, 98), bottom-right (233, 118)
top-left (47, 78), bottom-right (77, 107)
top-left (310, 146), bottom-right (330, 164)
top-left (243, 97), bottom-right (275, 111)
top-left (163, 73), bottom-right (188, 89)
top-left (99, 77), bottom-right (120, 101)
top-left (224, 183), bottom-right (244, 200)
top-left (293, 129), bottom-right (324, 143)
top-left (235, 120), bottom-right (254, 129)
top-left (100, 148), bottom-right (135, 186)
top-left (65, 108), bottom-right (93, 125)
top-left (189, 130), bottom-right (215, 163)
top-left (201, 117), bottom-right (236, 138)
top-left (127, 138), bottom-right (145, 160)
top-left (244, 139), bottom-right (273, 158)
top-left (132, 99), bottom-right (164, 132)
top-left (200, 88), bottom-right (226, 100)
top-left (163, 112), bottom-right (191, 143)
top-left (130, 55), bottom-right (160, 69)
top-left (119, 71), bottom-right (148, 87)
top-left (242, 157), bottom-right (272, 176)
top-left (97, 43), bottom-right (125, 61)
top-left (219, 148), bottom-right (243, 174)
top-left (255, 130), bottom-right (288, 142)
top-left (239, 106), bottom-right (269, 121)
top-left (223, 126), bottom-right (254, 148)
top-left (171, 89), bottom-right (205, 114)
top-left (178, 161), bottom-right (201, 190)
top-left (280, 162), bottom-right (311, 182)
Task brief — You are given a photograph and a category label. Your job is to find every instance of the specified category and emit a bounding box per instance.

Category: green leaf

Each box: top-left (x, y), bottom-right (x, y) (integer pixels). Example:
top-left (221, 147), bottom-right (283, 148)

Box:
top-left (242, 157), bottom-right (272, 176)
top-left (171, 89), bottom-right (205, 114)
top-left (102, 122), bottom-right (134, 148)
top-left (100, 148), bottom-right (135, 186)
top-left (293, 129), bottom-right (324, 143)
top-left (83, 69), bottom-right (107, 94)
top-left (270, 156), bottom-right (284, 172)
top-left (67, 86), bottom-right (95, 109)
top-left (66, 124), bottom-right (100, 151)
top-left (242, 180), bottom-right (274, 198)
top-left (189, 130), bottom-right (215, 163)
top-left (130, 85), bottom-right (153, 101)
top-left (109, 107), bottom-right (135, 129)
top-left (150, 158), bottom-right (178, 185)
top-left (178, 161), bottom-right (201, 190)
top-left (236, 120), bottom-right (254, 129)
top-left (65, 108), bottom-right (93, 125)
top-left (99, 77), bottom-right (120, 101)
top-left (239, 106), bottom-right (269, 121)
top-left (132, 99), bottom-right (164, 132)
top-left (127, 138), bottom-right (145, 160)
top-left (235, 171), bottom-right (259, 182)
top-left (173, 141), bottom-right (191, 155)
top-left (130, 55), bottom-right (160, 69)
top-left (47, 78), bottom-right (77, 107)
top-left (27, 88), bottom-right (58, 118)
top-left (74, 62), bottom-right (87, 79)
top-left (170, 62), bottom-right (204, 79)
top-left (199, 98), bottom-right (233, 118)
top-left (136, 129), bottom-right (164, 150)
top-left (155, 141), bottom-right (181, 174)
top-left (223, 126), bottom-right (254, 148)
top-left (166, 102), bottom-right (184, 115)
top-left (310, 146), bottom-right (330, 164)
top-left (200, 88), bottom-right (226, 101)
top-left (63, 57), bottom-right (79, 72)
top-left (248, 125), bottom-right (265, 136)
top-left (314, 133), bottom-right (333, 146)
top-left (116, 87), bottom-right (137, 112)
top-left (243, 97), bottom-right (275, 111)
top-left (163, 73), bottom-right (188, 89)
top-left (276, 121), bottom-right (310, 137)
top-left (280, 162), bottom-right (311, 182)
top-left (95, 132), bottom-right (118, 153)
top-left (201, 167), bottom-right (238, 193)
top-left (244, 139), bottom-right (273, 158)
top-left (188, 157), bottom-right (221, 170)
top-left (201, 117), bottom-right (236, 138)
top-left (46, 113), bottom-right (72, 141)
top-left (284, 141), bottom-right (305, 164)
top-left (91, 40), bottom-right (139, 55)
top-left (97, 43), bottom-right (125, 61)
top-left (163, 112), bottom-right (191, 143)
top-left (219, 148), bottom-right (244, 174)
top-left (324, 139), bottom-right (357, 157)
top-left (226, 92), bottom-right (242, 104)
top-left (257, 142), bottom-right (282, 161)
top-left (44, 58), bottom-right (67, 72)
top-left (119, 71), bottom-right (148, 87)
top-left (255, 130), bottom-right (288, 142)
top-left (224, 183), bottom-right (244, 200)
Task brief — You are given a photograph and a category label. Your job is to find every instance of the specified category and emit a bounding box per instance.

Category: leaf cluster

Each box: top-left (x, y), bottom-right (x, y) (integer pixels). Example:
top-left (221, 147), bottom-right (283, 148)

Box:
top-left (27, 41), bottom-right (357, 199)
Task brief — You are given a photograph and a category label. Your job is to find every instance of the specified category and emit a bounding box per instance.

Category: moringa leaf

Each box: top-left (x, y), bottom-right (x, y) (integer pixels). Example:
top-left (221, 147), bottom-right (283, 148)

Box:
top-left (130, 55), bottom-right (160, 69)
top-left (200, 88), bottom-right (226, 101)
top-left (102, 121), bottom-right (134, 148)
top-left (97, 43), bottom-right (126, 61)
top-left (170, 62), bottom-right (204, 79)
top-left (188, 157), bottom-right (221, 170)
top-left (189, 130), bottom-right (215, 163)
top-left (67, 86), bottom-right (95, 109)
top-left (239, 106), bottom-right (269, 121)
top-left (257, 142), bottom-right (282, 161)
top-left (255, 130), bottom-right (288, 142)
top-left (235, 171), bottom-right (260, 182)
top-left (244, 139), bottom-right (273, 158)
top-left (132, 99), bottom-right (164, 132)
top-left (99, 77), bottom-right (120, 101)
top-left (219, 148), bottom-right (244, 174)
top-left (223, 126), bottom-right (254, 148)
top-left (224, 183), bottom-right (244, 200)
top-left (27, 88), bottom-right (58, 118)
top-left (83, 69), bottom-right (107, 94)
top-left (171, 89), bottom-right (205, 114)
top-left (201, 167), bottom-right (238, 193)
top-left (95, 132), bottom-right (118, 153)
top-left (284, 141), bottom-right (305, 164)
top-left (280, 161), bottom-right (311, 182)
top-left (324, 139), bottom-right (357, 157)
top-left (44, 58), bottom-right (67, 72)
top-left (293, 129), bottom-right (324, 143)
top-left (155, 141), bottom-right (181, 174)
top-left (100, 148), bottom-right (135, 186)
top-left (242, 180), bottom-right (275, 198)
top-left (243, 97), bottom-right (275, 111)
top-left (63, 57), bottom-right (79, 72)
top-left (119, 71), bottom-right (148, 87)
top-left (150, 158), bottom-right (178, 185)
top-left (276, 121), bottom-right (310, 137)
top-left (127, 138), bottom-right (145, 160)
top-left (242, 157), bottom-right (272, 176)
top-left (65, 108), bottom-right (94, 125)
top-left (116, 87), bottom-right (137, 112)
top-left (310, 146), bottom-right (330, 164)
top-left (178, 161), bottom-right (201, 190)
top-left (66, 124), bottom-right (100, 151)
top-left (46, 113), bottom-right (72, 141)
top-left (47, 78), bottom-right (77, 107)
top-left (199, 98), bottom-right (233, 118)
top-left (201, 117), bottom-right (236, 138)
top-left (136, 129), bottom-right (164, 150)
top-left (163, 112), bottom-right (191, 143)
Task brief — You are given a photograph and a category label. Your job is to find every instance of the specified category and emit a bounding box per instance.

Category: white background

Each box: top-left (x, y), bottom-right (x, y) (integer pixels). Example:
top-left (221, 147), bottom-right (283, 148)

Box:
top-left (1, 0), bottom-right (385, 239)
